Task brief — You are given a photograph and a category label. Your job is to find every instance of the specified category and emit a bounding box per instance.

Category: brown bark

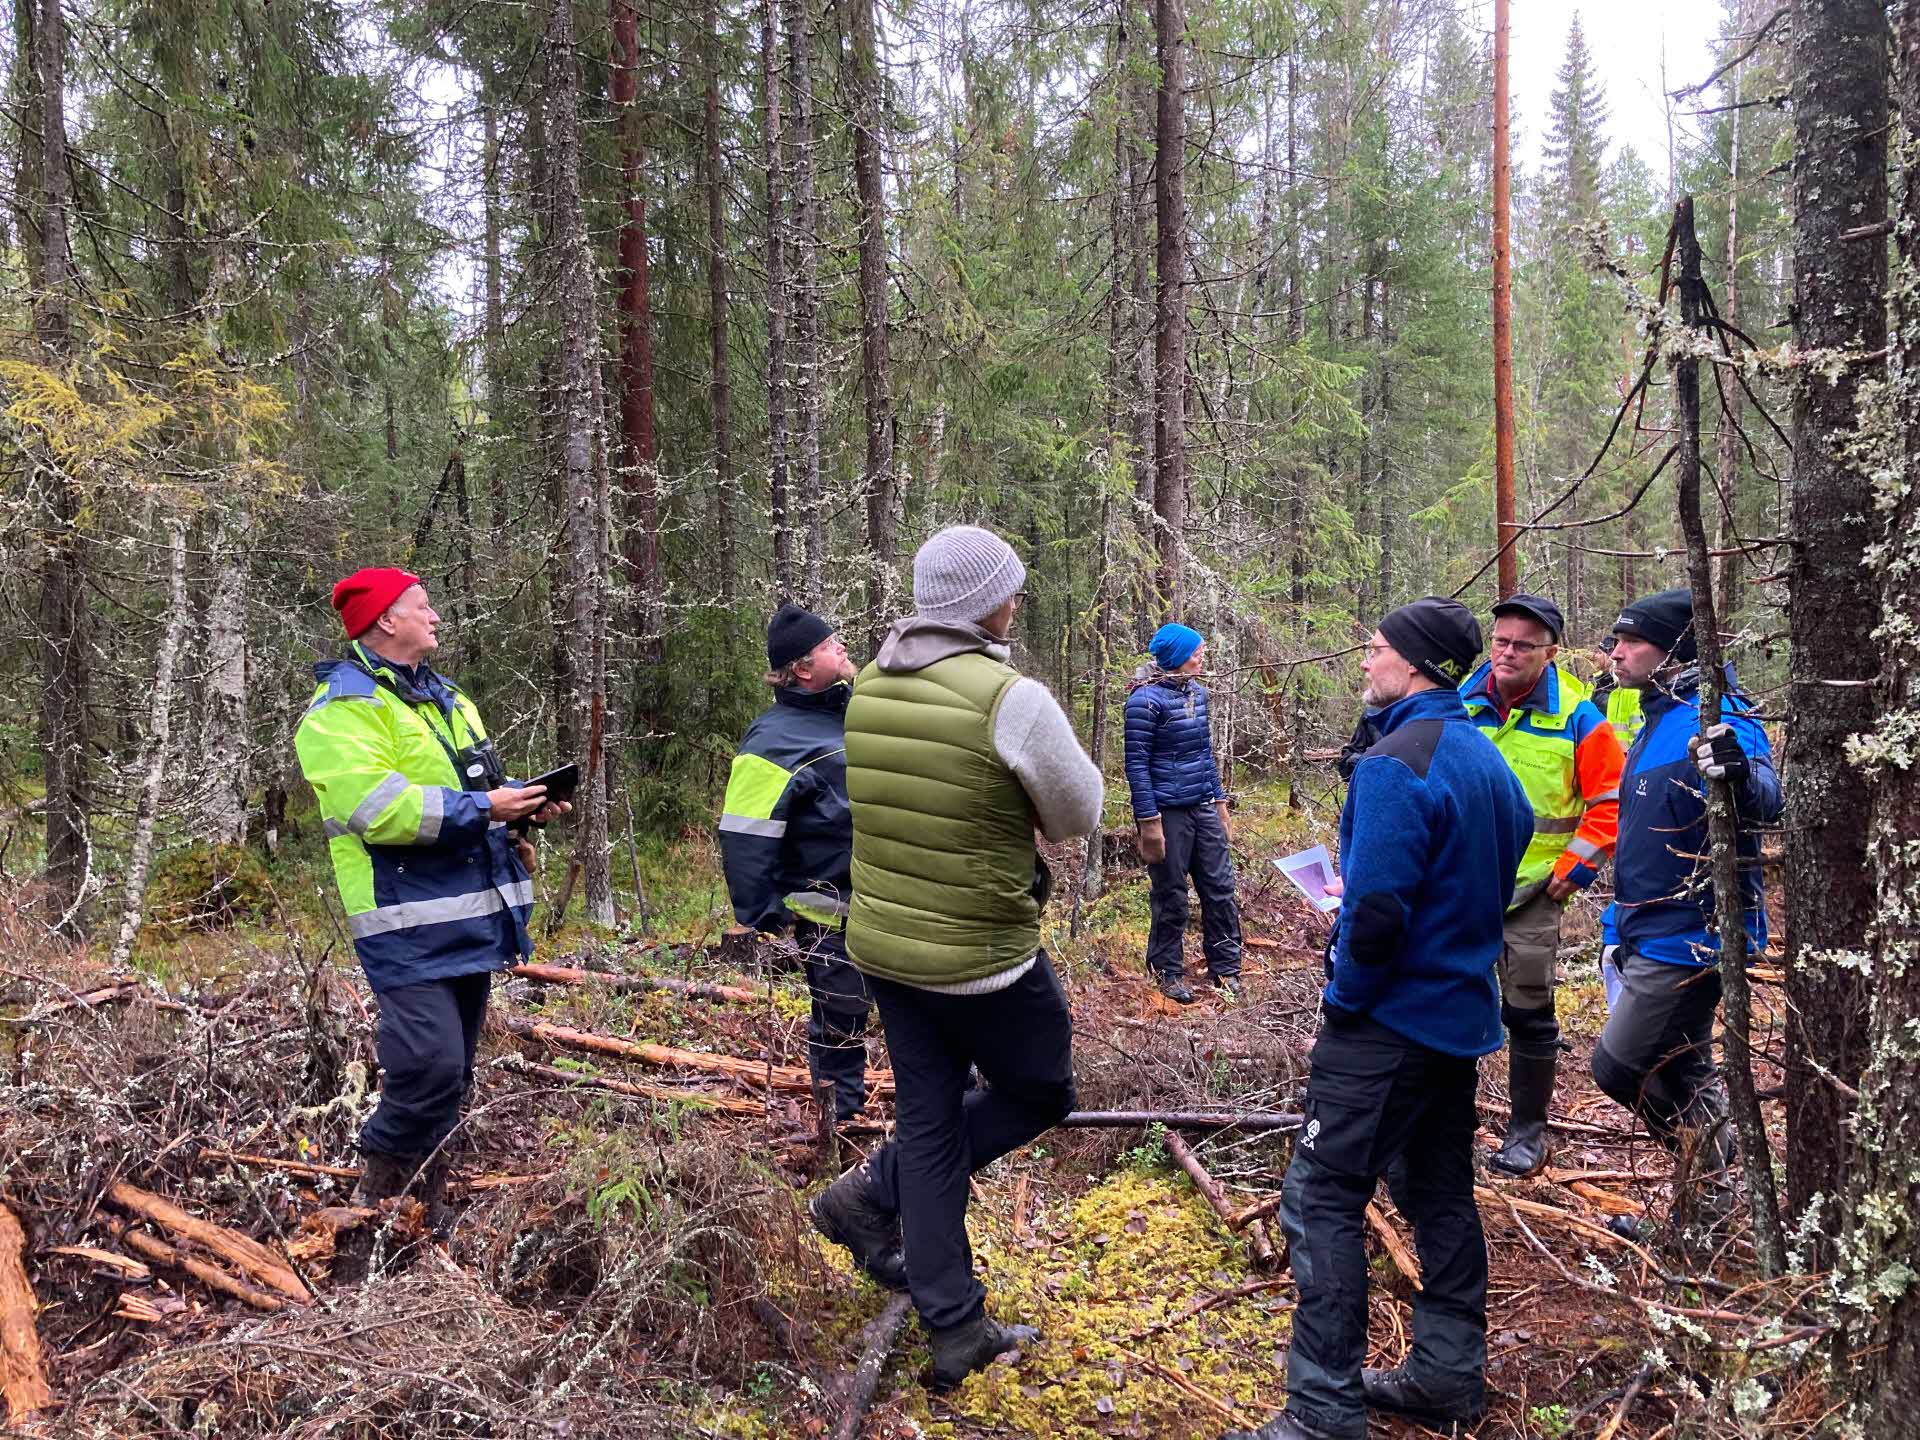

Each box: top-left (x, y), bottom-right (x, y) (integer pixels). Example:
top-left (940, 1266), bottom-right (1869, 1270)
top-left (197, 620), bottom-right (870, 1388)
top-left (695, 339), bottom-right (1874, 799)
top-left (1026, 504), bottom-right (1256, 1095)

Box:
top-left (1492, 0), bottom-right (1517, 599)
top-left (117, 1229), bottom-right (290, 1313)
top-left (104, 1181), bottom-right (310, 1304)
top-left (1164, 1131), bottom-right (1276, 1270)
top-left (1152, 0), bottom-right (1187, 611)
top-left (1784, 0), bottom-right (1886, 1261)
top-left (830, 1293), bottom-right (914, 1440)
top-left (705, 0), bottom-right (734, 603)
top-left (846, 0), bottom-right (895, 641)
top-left (491, 1013), bottom-right (896, 1095)
top-left (0, 1202), bottom-right (51, 1421)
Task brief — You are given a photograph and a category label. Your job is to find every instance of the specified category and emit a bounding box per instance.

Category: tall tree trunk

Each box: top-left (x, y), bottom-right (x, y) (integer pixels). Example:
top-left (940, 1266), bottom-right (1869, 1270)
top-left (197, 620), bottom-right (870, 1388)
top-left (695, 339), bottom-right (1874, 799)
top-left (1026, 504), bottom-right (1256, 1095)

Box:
top-left (482, 95), bottom-right (510, 531)
top-left (1784, 0), bottom-right (1887, 1259)
top-left (110, 521), bottom-right (188, 970)
top-left (1377, 281), bottom-right (1393, 609)
top-left (705, 0), bottom-right (734, 605)
top-left (846, 0), bottom-right (894, 642)
top-left (762, 0), bottom-right (792, 595)
top-left (34, 0), bottom-right (89, 937)
top-left (1152, 0), bottom-right (1187, 613)
top-left (547, 0), bottom-right (613, 927)
top-left (200, 506), bottom-right (251, 845)
top-left (1127, 6), bottom-right (1155, 649)
top-left (1713, 1), bottom-right (1746, 631)
top-left (786, 0), bottom-right (824, 603)
top-left (1840, 10), bottom-right (1920, 1417)
top-left (1286, 49), bottom-right (1305, 347)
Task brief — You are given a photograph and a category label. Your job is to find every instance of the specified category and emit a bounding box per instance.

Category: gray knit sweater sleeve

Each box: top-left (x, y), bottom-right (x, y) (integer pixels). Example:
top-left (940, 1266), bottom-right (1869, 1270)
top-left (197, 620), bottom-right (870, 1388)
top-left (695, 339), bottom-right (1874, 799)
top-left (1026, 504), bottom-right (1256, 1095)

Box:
top-left (993, 677), bottom-right (1105, 842)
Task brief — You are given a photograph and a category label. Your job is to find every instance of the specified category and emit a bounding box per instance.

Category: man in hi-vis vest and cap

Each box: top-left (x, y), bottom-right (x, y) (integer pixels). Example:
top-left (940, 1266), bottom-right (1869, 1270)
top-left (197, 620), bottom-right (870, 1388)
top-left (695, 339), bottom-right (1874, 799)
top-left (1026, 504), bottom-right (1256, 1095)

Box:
top-left (808, 525), bottom-right (1104, 1391)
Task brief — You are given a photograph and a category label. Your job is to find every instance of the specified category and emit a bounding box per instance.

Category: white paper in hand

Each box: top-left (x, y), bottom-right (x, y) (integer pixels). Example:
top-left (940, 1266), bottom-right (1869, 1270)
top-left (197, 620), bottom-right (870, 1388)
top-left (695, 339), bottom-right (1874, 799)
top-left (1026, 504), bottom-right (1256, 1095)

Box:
top-left (1273, 845), bottom-right (1342, 913)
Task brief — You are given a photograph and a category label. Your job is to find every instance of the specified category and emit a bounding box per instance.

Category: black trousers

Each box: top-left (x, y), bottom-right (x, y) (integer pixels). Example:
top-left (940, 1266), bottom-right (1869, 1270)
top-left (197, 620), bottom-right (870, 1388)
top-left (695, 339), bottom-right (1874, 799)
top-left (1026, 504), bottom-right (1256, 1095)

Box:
top-left (1145, 803), bottom-right (1242, 981)
top-left (1277, 1016), bottom-right (1486, 1440)
top-left (861, 953), bottom-right (1077, 1330)
top-left (1591, 948), bottom-right (1725, 1147)
top-left (794, 919), bottom-right (874, 1122)
top-left (359, 971), bottom-right (491, 1157)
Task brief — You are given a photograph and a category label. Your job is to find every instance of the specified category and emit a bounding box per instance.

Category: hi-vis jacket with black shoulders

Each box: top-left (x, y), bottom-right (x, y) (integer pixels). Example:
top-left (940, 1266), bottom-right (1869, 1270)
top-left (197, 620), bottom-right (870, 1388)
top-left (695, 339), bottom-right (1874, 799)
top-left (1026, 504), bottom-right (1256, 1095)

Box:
top-left (718, 683), bottom-right (854, 932)
top-left (295, 641), bottom-right (532, 993)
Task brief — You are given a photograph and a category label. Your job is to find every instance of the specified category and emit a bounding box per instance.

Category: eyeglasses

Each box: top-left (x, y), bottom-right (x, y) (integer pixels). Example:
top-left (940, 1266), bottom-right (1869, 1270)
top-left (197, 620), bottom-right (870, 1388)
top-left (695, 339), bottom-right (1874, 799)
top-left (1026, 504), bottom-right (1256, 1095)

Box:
top-left (1490, 637), bottom-right (1549, 655)
top-left (1362, 643), bottom-right (1396, 658)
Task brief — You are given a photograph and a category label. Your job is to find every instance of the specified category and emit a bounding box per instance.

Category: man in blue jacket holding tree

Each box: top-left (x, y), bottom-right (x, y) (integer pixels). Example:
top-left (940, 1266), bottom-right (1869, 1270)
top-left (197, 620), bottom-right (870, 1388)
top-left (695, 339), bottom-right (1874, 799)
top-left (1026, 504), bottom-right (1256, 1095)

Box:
top-left (1125, 622), bottom-right (1243, 1003)
top-left (1227, 597), bottom-right (1533, 1440)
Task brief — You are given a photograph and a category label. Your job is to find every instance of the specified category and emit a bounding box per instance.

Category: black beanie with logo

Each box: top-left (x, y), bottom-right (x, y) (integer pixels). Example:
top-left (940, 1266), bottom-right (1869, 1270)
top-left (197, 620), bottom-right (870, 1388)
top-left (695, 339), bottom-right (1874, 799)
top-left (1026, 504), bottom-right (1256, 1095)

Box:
top-left (1378, 597), bottom-right (1483, 688)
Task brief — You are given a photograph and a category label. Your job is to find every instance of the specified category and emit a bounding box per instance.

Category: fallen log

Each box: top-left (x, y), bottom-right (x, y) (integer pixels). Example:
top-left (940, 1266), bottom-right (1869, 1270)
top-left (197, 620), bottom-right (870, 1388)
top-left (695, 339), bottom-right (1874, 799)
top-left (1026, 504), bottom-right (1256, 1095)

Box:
top-left (830, 1292), bottom-right (914, 1440)
top-left (1058, 1110), bottom-right (1303, 1133)
top-left (0, 1201), bottom-right (52, 1421)
top-left (509, 962), bottom-right (765, 1006)
top-left (1165, 1131), bottom-right (1278, 1272)
top-left (47, 1245), bottom-right (150, 1280)
top-left (491, 1014), bottom-right (894, 1097)
top-left (104, 1181), bottom-right (310, 1304)
top-left (501, 1055), bottom-right (771, 1116)
top-left (118, 1229), bottom-right (289, 1313)
top-left (1364, 1202), bottom-right (1422, 1290)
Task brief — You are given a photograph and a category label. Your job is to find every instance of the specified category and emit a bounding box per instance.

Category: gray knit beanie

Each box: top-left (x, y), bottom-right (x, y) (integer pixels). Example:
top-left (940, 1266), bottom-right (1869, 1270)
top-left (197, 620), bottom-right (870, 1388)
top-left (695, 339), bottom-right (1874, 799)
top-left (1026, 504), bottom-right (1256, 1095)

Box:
top-left (912, 525), bottom-right (1028, 624)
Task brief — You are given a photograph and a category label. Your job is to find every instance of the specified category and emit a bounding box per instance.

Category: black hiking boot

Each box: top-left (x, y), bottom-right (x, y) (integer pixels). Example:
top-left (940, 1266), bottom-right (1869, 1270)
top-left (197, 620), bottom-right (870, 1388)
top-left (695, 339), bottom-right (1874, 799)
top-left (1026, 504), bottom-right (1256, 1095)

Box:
top-left (1361, 1364), bottom-right (1487, 1426)
top-left (808, 1161), bottom-right (907, 1291)
top-left (334, 1150), bottom-right (423, 1284)
top-left (1220, 1409), bottom-right (1349, 1440)
top-left (1157, 974), bottom-right (1198, 1005)
top-left (1487, 1048), bottom-right (1556, 1178)
top-left (928, 1310), bottom-right (1040, 1391)
top-left (1212, 974), bottom-right (1245, 1000)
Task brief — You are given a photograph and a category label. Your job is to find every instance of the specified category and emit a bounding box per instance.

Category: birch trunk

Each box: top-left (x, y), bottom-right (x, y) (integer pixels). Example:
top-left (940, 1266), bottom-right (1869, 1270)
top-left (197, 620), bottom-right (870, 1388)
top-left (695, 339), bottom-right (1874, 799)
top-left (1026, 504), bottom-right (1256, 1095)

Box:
top-left (110, 522), bottom-right (189, 970)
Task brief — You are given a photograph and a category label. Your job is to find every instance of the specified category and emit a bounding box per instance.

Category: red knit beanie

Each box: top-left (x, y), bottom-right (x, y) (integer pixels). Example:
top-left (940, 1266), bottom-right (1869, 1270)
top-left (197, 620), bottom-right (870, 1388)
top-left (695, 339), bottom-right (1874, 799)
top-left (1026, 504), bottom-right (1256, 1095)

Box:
top-left (332, 567), bottom-right (422, 639)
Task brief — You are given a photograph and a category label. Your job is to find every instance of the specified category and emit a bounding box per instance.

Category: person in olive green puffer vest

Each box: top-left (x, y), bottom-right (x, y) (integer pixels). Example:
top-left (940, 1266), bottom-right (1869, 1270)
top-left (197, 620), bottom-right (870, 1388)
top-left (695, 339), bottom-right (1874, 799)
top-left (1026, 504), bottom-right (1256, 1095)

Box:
top-left (808, 524), bottom-right (1104, 1392)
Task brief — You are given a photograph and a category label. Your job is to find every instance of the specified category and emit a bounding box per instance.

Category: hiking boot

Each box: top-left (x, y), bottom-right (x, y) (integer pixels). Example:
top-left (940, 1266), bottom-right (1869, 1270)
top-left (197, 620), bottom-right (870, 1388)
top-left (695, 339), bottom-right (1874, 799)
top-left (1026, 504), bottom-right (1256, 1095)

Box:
top-left (928, 1310), bottom-right (1040, 1391)
top-left (808, 1162), bottom-right (907, 1291)
top-left (1361, 1364), bottom-right (1487, 1426)
top-left (1220, 1409), bottom-right (1350, 1440)
top-left (421, 1151), bottom-right (455, 1237)
top-left (1487, 1048), bottom-right (1556, 1178)
top-left (1212, 974), bottom-right (1245, 1000)
top-left (334, 1150), bottom-right (422, 1284)
top-left (1157, 974), bottom-right (1198, 1005)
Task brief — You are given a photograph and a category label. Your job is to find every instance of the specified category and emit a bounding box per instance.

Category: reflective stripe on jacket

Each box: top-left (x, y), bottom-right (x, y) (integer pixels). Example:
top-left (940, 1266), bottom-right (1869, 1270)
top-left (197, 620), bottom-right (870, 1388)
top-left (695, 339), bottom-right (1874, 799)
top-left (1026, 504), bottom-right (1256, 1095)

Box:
top-left (294, 642), bottom-right (531, 992)
top-left (1459, 661), bottom-right (1624, 895)
top-left (718, 683), bottom-right (854, 932)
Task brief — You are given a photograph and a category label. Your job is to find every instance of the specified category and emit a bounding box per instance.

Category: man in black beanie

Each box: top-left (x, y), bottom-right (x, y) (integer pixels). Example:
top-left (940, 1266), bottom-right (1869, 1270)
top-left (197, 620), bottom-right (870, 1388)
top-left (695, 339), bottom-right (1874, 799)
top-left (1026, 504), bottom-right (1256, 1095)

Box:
top-left (1228, 598), bottom-right (1533, 1440)
top-left (1593, 588), bottom-right (1781, 1240)
top-left (718, 604), bottom-right (877, 1128)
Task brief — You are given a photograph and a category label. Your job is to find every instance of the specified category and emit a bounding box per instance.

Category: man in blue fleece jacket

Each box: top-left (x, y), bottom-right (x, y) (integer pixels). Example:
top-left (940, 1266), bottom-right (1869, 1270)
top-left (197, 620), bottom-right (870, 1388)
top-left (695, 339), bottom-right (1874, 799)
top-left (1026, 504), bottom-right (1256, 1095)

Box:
top-left (1227, 598), bottom-right (1533, 1440)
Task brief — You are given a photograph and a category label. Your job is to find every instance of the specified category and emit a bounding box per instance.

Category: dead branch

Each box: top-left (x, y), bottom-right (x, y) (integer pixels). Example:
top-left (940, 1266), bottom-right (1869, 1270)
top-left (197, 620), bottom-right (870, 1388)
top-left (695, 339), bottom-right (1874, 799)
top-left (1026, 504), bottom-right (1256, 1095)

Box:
top-left (509, 962), bottom-right (766, 1006)
top-left (489, 1013), bottom-right (893, 1097)
top-left (497, 1055), bottom-right (770, 1115)
top-left (117, 1228), bottom-right (290, 1313)
top-left (1165, 1131), bottom-right (1278, 1271)
top-left (0, 1202), bottom-right (52, 1421)
top-left (104, 1181), bottom-right (310, 1304)
top-left (1058, 1109), bottom-right (1303, 1132)
top-left (1364, 1202), bottom-right (1422, 1290)
top-left (829, 1292), bottom-right (913, 1440)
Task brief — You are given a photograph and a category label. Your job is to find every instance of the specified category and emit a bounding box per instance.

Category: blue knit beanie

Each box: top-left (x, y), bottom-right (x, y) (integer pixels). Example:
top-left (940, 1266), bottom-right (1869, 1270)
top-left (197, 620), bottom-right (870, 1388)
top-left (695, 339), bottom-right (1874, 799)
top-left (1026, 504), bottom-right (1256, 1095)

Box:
top-left (1149, 623), bottom-right (1205, 671)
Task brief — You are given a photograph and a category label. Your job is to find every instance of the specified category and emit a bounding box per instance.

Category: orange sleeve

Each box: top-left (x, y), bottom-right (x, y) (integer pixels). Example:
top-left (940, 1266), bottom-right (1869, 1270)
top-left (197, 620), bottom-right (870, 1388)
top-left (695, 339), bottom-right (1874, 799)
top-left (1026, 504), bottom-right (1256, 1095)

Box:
top-left (1554, 716), bottom-right (1626, 882)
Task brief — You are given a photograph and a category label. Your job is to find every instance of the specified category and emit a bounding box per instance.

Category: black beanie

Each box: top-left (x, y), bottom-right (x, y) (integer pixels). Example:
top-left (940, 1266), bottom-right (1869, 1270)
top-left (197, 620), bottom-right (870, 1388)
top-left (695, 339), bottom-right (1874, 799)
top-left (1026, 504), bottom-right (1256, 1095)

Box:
top-left (1612, 588), bottom-right (1696, 664)
top-left (766, 602), bottom-right (833, 670)
top-left (1378, 597), bottom-right (1483, 688)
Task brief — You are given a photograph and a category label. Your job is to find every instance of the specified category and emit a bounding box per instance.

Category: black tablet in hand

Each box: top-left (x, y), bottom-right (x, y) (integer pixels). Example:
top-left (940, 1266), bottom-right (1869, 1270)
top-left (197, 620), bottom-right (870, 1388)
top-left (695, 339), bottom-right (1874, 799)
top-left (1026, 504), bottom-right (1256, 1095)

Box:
top-left (520, 761), bottom-right (580, 804)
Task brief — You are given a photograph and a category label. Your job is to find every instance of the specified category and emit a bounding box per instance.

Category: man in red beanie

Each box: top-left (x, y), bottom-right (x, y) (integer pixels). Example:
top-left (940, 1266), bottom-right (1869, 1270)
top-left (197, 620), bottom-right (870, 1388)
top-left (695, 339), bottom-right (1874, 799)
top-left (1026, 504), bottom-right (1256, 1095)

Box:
top-left (296, 569), bottom-right (567, 1280)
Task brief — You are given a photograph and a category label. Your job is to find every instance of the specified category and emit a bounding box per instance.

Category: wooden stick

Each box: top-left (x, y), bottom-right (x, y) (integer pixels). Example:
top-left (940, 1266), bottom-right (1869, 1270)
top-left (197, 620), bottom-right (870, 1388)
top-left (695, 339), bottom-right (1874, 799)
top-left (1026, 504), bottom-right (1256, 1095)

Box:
top-left (830, 1292), bottom-right (914, 1440)
top-left (491, 1014), bottom-right (893, 1096)
top-left (1010, 1174), bottom-right (1032, 1237)
top-left (1597, 1360), bottom-right (1656, 1440)
top-left (4, 980), bottom-right (139, 1024)
top-left (1364, 1202), bottom-right (1423, 1290)
top-left (502, 1056), bottom-right (769, 1115)
top-left (118, 1228), bottom-right (289, 1313)
top-left (1246, 1216), bottom-right (1279, 1270)
top-left (509, 962), bottom-right (765, 1006)
top-left (1567, 1181), bottom-right (1641, 1217)
top-left (0, 1202), bottom-right (52, 1421)
top-left (199, 1148), bottom-right (361, 1182)
top-left (1227, 1192), bottom-right (1283, 1231)
top-left (1058, 1109), bottom-right (1303, 1133)
top-left (1476, 1186), bottom-right (1656, 1265)
top-left (47, 1245), bottom-right (150, 1279)
top-left (1110, 1341), bottom-right (1254, 1428)
top-left (104, 1181), bottom-right (310, 1304)
top-left (1165, 1131), bottom-right (1277, 1271)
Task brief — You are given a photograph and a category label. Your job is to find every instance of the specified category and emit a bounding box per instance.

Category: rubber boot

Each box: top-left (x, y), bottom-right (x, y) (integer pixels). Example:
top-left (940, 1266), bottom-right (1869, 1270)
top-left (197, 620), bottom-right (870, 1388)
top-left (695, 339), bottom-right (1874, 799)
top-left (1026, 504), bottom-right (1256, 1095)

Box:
top-left (928, 1310), bottom-right (1040, 1391)
top-left (334, 1150), bottom-right (421, 1284)
top-left (1488, 1048), bottom-right (1557, 1178)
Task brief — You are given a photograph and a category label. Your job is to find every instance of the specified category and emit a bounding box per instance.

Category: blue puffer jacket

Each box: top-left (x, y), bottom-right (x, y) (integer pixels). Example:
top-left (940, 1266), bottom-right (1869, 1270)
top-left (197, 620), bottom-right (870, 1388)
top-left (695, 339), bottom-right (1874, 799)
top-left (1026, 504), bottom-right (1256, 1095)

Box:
top-left (1123, 672), bottom-right (1225, 819)
top-left (1615, 668), bottom-right (1781, 966)
top-left (1326, 686), bottom-right (1535, 1057)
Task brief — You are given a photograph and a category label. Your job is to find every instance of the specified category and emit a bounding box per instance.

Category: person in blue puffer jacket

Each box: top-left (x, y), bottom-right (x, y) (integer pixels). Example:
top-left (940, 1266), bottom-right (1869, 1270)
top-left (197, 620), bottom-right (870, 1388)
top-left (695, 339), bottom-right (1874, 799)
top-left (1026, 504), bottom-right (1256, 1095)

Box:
top-left (1590, 589), bottom-right (1782, 1234)
top-left (1124, 623), bottom-right (1243, 1004)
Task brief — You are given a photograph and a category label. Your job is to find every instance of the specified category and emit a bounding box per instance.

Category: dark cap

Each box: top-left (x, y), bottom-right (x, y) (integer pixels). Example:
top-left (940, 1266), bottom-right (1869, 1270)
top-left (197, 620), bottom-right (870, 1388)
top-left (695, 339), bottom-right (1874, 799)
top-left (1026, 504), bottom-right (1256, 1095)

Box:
top-left (1612, 588), bottom-right (1696, 664)
top-left (767, 602), bottom-right (834, 670)
top-left (1490, 591), bottom-right (1564, 644)
top-left (1378, 596), bottom-right (1483, 688)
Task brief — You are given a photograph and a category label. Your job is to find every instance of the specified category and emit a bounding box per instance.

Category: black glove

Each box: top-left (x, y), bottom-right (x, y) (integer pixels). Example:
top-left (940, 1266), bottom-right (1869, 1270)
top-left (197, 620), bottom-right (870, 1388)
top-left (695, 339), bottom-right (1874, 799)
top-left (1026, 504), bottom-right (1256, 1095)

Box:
top-left (1691, 723), bottom-right (1751, 785)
